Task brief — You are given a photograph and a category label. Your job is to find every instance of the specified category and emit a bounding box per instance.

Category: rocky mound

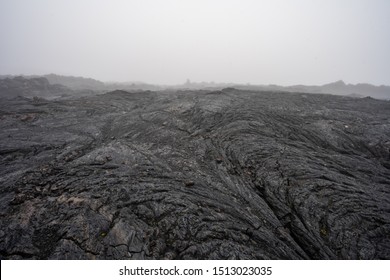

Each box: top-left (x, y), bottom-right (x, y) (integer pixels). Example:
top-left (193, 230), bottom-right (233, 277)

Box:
top-left (0, 88), bottom-right (389, 259)
top-left (0, 76), bottom-right (71, 100)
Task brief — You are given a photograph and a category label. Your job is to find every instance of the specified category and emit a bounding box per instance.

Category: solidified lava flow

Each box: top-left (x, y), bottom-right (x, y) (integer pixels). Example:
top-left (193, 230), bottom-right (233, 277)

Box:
top-left (0, 87), bottom-right (389, 259)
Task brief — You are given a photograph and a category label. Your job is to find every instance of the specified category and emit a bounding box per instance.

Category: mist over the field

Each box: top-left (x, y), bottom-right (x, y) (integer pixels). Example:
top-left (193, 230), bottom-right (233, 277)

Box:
top-left (0, 0), bottom-right (389, 85)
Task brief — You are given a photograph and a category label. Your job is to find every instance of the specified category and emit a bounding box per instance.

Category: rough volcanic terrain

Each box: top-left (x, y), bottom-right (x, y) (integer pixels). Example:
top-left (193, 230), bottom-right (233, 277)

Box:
top-left (0, 87), bottom-right (389, 259)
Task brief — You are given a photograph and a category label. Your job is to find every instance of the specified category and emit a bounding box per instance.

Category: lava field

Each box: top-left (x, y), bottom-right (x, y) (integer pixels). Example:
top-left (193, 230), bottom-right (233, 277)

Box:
top-left (0, 88), bottom-right (389, 259)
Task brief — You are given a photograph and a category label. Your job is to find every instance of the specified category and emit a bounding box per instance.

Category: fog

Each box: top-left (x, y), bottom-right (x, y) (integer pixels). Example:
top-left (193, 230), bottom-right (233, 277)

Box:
top-left (0, 0), bottom-right (389, 85)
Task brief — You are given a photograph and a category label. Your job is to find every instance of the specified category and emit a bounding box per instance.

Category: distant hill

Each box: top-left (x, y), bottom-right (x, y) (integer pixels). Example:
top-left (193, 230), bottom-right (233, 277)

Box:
top-left (323, 81), bottom-right (390, 99)
top-left (164, 79), bottom-right (390, 99)
top-left (0, 76), bottom-right (71, 99)
top-left (0, 74), bottom-right (105, 91)
top-left (231, 80), bottom-right (390, 100)
top-left (43, 74), bottom-right (105, 90)
top-left (1, 74), bottom-right (389, 99)
top-left (285, 80), bottom-right (390, 99)
top-left (0, 76), bottom-right (105, 100)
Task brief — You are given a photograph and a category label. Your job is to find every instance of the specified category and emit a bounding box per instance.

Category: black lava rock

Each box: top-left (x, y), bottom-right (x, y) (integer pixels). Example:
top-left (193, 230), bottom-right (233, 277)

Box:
top-left (0, 88), bottom-right (389, 259)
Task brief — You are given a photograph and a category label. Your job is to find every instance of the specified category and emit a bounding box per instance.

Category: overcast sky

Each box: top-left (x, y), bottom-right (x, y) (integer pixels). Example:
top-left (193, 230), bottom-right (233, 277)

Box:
top-left (0, 0), bottom-right (389, 85)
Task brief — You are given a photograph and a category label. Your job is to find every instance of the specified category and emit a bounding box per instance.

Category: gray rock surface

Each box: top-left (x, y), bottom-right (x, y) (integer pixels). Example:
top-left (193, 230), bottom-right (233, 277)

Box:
top-left (0, 88), bottom-right (389, 259)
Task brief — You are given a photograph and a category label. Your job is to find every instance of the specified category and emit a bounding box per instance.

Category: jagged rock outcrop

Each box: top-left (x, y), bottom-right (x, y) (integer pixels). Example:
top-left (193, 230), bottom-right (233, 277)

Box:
top-left (0, 88), bottom-right (389, 259)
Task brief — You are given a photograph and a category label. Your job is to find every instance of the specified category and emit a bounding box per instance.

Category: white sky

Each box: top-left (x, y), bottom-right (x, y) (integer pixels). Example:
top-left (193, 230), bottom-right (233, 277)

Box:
top-left (0, 0), bottom-right (389, 85)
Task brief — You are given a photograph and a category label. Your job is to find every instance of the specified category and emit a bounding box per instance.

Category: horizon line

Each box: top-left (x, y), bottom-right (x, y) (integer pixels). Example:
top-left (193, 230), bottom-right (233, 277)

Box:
top-left (1, 73), bottom-right (389, 88)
